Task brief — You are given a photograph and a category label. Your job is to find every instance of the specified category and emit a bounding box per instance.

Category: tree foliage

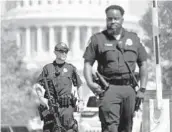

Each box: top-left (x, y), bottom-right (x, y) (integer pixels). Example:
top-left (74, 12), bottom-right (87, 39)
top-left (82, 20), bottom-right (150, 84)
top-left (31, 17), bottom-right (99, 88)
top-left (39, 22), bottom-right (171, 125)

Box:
top-left (139, 1), bottom-right (172, 89)
top-left (1, 22), bottom-right (40, 125)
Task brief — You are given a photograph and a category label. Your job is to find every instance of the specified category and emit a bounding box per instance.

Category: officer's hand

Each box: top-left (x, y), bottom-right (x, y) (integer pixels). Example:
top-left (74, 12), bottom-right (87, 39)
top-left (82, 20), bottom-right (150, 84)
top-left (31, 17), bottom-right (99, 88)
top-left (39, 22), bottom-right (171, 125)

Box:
top-left (77, 99), bottom-right (84, 112)
top-left (33, 83), bottom-right (45, 96)
top-left (136, 88), bottom-right (146, 99)
top-left (89, 83), bottom-right (104, 96)
top-left (39, 97), bottom-right (49, 109)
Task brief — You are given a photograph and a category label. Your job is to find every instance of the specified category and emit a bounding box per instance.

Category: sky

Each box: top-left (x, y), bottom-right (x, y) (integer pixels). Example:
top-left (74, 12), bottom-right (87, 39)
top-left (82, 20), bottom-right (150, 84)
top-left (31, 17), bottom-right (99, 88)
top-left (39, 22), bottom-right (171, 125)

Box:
top-left (129, 0), bottom-right (150, 18)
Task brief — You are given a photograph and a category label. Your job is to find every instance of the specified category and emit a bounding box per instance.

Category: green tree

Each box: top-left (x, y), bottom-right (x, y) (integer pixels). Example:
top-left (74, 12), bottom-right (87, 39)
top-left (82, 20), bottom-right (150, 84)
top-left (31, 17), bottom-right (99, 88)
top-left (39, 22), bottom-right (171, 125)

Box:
top-left (139, 1), bottom-right (172, 89)
top-left (1, 21), bottom-right (39, 125)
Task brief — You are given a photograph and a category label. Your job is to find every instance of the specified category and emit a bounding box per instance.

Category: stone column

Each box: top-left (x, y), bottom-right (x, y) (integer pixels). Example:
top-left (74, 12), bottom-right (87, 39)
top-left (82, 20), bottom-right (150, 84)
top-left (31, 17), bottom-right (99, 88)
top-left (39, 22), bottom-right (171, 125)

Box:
top-left (37, 27), bottom-right (43, 54)
top-left (82, 0), bottom-right (90, 4)
top-left (99, 0), bottom-right (108, 5)
top-left (25, 27), bottom-right (31, 57)
top-left (60, 0), bottom-right (69, 4)
top-left (71, 26), bottom-right (80, 58)
top-left (91, 0), bottom-right (100, 5)
top-left (49, 0), bottom-right (55, 5)
top-left (23, 0), bottom-right (30, 7)
top-left (71, 0), bottom-right (80, 4)
top-left (16, 29), bottom-right (21, 47)
top-left (49, 26), bottom-right (55, 55)
top-left (85, 26), bottom-right (92, 48)
top-left (16, 1), bottom-right (21, 8)
top-left (41, 0), bottom-right (47, 5)
top-left (32, 0), bottom-right (39, 6)
top-left (61, 26), bottom-right (68, 45)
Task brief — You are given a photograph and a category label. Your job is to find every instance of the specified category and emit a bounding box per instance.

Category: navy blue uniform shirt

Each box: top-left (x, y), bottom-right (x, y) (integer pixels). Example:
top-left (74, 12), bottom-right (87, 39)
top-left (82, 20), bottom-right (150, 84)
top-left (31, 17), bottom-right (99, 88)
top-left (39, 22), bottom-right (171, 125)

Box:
top-left (83, 28), bottom-right (147, 78)
top-left (37, 61), bottom-right (82, 98)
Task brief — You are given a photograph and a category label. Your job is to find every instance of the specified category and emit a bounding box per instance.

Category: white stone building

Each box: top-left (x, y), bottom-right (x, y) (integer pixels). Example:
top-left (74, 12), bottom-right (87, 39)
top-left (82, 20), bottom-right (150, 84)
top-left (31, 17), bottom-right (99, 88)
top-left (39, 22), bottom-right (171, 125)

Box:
top-left (2, 0), bottom-right (144, 70)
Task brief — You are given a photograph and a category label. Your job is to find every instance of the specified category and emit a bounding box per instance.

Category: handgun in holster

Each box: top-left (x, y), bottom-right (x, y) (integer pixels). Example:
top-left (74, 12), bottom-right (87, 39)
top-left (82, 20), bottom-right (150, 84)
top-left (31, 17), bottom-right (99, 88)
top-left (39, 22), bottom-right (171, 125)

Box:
top-left (92, 72), bottom-right (109, 97)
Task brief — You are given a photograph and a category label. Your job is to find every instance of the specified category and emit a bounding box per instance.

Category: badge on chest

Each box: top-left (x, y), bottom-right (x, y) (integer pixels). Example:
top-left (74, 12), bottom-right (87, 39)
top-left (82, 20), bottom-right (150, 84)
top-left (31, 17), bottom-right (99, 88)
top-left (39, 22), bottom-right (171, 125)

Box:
top-left (126, 38), bottom-right (133, 46)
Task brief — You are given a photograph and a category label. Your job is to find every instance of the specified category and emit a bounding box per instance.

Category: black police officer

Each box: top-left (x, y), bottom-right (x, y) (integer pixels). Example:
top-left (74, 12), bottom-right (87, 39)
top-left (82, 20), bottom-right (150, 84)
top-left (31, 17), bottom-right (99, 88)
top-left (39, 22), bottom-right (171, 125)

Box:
top-left (83, 5), bottom-right (148, 132)
top-left (34, 42), bottom-right (82, 132)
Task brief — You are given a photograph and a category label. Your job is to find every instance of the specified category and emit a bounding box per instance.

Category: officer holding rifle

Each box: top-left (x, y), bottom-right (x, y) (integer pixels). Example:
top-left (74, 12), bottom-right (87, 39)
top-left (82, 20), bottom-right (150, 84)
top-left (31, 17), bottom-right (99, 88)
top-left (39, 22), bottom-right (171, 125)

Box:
top-left (34, 42), bottom-right (82, 132)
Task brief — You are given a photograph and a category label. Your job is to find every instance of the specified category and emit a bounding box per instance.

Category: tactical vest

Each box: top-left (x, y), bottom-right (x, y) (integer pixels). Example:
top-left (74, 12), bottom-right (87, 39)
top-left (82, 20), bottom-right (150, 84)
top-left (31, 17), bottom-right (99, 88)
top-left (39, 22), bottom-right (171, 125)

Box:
top-left (94, 30), bottom-right (139, 77)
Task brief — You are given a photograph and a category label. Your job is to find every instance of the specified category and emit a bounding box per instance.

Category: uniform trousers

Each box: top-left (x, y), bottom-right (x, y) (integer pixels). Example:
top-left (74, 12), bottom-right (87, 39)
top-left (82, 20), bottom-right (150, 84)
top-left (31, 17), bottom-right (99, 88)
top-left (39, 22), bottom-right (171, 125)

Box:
top-left (43, 106), bottom-right (75, 132)
top-left (99, 85), bottom-right (136, 132)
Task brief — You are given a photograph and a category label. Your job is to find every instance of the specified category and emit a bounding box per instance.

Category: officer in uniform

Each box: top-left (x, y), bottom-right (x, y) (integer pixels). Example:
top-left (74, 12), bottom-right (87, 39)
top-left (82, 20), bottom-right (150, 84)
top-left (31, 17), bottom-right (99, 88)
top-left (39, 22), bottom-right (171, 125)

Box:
top-left (34, 42), bottom-right (82, 132)
top-left (83, 5), bottom-right (148, 132)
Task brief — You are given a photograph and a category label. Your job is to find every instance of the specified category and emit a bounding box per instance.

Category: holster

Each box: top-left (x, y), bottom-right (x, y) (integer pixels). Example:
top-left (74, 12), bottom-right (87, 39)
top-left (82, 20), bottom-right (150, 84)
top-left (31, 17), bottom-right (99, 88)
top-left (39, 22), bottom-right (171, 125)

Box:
top-left (70, 95), bottom-right (77, 107)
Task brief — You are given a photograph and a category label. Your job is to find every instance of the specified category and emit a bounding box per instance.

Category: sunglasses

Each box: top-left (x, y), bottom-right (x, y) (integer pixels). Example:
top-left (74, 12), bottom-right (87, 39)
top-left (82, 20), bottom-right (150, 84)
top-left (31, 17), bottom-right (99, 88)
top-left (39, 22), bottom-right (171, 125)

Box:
top-left (56, 50), bottom-right (68, 54)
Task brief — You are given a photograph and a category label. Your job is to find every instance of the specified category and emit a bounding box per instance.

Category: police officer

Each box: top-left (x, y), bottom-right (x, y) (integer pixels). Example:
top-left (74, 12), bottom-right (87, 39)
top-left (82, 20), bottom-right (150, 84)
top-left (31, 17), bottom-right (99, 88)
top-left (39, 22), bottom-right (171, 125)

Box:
top-left (83, 5), bottom-right (148, 132)
top-left (34, 42), bottom-right (82, 132)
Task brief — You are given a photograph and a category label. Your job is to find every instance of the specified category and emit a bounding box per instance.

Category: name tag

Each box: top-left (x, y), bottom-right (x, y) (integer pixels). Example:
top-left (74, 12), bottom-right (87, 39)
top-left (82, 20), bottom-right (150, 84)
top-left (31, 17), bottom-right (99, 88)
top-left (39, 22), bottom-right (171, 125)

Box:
top-left (104, 43), bottom-right (113, 46)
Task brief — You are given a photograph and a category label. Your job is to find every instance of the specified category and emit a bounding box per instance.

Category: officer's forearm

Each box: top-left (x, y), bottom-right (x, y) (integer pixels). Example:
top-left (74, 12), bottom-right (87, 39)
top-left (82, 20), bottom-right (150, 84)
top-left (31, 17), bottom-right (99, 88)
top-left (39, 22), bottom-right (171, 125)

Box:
top-left (39, 96), bottom-right (49, 106)
top-left (139, 61), bottom-right (148, 89)
top-left (83, 60), bottom-right (94, 87)
top-left (77, 86), bottom-right (82, 100)
top-left (35, 86), bottom-right (48, 106)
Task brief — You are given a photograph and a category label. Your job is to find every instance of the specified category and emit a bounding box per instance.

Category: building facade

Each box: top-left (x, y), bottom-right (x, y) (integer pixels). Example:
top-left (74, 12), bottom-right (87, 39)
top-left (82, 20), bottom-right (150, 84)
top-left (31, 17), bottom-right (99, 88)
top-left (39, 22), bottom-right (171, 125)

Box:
top-left (2, 0), bottom-right (143, 69)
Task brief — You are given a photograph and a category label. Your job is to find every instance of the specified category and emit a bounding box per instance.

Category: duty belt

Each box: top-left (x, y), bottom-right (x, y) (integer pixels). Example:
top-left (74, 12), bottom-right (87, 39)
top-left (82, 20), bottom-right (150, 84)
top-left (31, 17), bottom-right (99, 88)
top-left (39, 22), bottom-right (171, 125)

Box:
top-left (108, 78), bottom-right (131, 85)
top-left (101, 72), bottom-right (139, 86)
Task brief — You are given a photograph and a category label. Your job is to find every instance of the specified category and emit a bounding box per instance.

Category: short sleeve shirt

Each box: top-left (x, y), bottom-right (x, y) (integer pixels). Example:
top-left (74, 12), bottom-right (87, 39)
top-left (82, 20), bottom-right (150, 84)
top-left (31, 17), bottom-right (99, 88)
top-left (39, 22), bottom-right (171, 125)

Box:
top-left (83, 29), bottom-right (147, 78)
top-left (37, 61), bottom-right (82, 98)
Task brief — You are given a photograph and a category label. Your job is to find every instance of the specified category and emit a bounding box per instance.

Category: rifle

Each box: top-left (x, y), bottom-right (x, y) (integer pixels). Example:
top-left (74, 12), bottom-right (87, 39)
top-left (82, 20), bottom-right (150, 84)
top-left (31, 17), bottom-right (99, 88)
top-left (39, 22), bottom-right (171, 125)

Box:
top-left (38, 77), bottom-right (66, 132)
